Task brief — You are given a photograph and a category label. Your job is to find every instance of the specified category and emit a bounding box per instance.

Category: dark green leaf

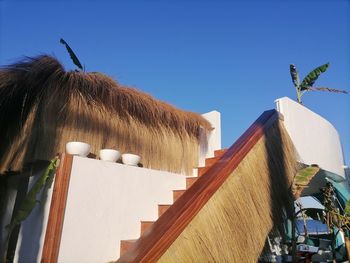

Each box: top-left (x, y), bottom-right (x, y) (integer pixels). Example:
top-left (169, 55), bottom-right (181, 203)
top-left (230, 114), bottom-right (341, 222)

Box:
top-left (300, 63), bottom-right (329, 90)
top-left (60, 38), bottom-right (84, 71)
top-left (344, 200), bottom-right (350, 215)
top-left (6, 157), bottom-right (59, 234)
top-left (309, 86), bottom-right (348, 94)
top-left (293, 166), bottom-right (320, 198)
top-left (290, 64), bottom-right (300, 87)
top-left (294, 166), bottom-right (320, 184)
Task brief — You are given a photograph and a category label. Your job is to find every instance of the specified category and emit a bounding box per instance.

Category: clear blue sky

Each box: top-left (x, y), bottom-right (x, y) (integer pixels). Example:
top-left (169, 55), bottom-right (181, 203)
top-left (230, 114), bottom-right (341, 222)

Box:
top-left (1, 1), bottom-right (349, 166)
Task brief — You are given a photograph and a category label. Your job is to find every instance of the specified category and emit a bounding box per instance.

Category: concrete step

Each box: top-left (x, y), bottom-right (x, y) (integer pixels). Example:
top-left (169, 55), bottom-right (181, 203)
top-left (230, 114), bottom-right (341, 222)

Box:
top-left (197, 166), bottom-right (211, 177)
top-left (158, 204), bottom-right (171, 217)
top-left (205, 156), bottom-right (219, 167)
top-left (173, 189), bottom-right (186, 202)
top-left (120, 239), bottom-right (137, 256)
top-left (186, 177), bottom-right (198, 189)
top-left (140, 221), bottom-right (154, 235)
top-left (214, 148), bottom-right (228, 157)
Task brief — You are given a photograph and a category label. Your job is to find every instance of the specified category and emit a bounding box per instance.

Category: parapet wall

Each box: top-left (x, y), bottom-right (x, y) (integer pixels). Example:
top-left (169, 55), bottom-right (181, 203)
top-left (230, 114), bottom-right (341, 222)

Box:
top-left (199, 110), bottom-right (222, 166)
top-left (275, 97), bottom-right (345, 177)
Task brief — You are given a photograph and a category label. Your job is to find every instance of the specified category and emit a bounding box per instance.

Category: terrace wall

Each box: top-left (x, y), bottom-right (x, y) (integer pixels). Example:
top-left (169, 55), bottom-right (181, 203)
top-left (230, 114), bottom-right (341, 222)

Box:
top-left (275, 97), bottom-right (345, 177)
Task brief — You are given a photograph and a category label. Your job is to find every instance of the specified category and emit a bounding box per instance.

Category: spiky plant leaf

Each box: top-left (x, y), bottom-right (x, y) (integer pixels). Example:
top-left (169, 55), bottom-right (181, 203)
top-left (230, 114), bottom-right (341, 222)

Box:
top-left (344, 199), bottom-right (350, 216)
top-left (300, 63), bottom-right (329, 90)
top-left (308, 86), bottom-right (348, 94)
top-left (60, 38), bottom-right (84, 71)
top-left (293, 166), bottom-right (320, 198)
top-left (290, 64), bottom-right (300, 87)
top-left (5, 157), bottom-right (59, 235)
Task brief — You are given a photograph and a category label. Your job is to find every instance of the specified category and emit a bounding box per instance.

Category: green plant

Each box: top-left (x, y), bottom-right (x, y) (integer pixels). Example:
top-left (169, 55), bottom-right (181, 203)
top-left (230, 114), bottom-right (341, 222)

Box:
top-left (60, 38), bottom-right (84, 71)
top-left (5, 157), bottom-right (59, 234)
top-left (344, 199), bottom-right (350, 216)
top-left (292, 166), bottom-right (320, 198)
top-left (289, 63), bottom-right (347, 104)
top-left (3, 157), bottom-right (59, 262)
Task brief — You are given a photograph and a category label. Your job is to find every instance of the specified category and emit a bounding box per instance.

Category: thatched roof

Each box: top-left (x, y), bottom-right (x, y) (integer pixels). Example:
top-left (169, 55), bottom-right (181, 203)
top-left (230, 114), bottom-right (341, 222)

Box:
top-left (0, 55), bottom-right (211, 174)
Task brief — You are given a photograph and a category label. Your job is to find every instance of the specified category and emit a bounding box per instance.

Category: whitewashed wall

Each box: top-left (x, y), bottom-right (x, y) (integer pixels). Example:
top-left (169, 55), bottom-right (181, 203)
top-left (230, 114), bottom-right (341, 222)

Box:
top-left (58, 157), bottom-right (186, 262)
top-left (275, 97), bottom-right (346, 177)
top-left (199, 110), bottom-right (222, 167)
top-left (14, 157), bottom-right (187, 263)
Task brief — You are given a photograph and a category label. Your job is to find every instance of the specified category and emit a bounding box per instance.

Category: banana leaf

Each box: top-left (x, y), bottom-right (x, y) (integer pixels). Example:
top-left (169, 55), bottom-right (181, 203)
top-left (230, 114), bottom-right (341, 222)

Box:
top-left (60, 38), bottom-right (84, 71)
top-left (293, 166), bottom-right (320, 198)
top-left (290, 64), bottom-right (300, 88)
top-left (344, 200), bottom-right (350, 216)
top-left (300, 63), bottom-right (329, 90)
top-left (308, 86), bottom-right (348, 94)
top-left (5, 157), bottom-right (60, 235)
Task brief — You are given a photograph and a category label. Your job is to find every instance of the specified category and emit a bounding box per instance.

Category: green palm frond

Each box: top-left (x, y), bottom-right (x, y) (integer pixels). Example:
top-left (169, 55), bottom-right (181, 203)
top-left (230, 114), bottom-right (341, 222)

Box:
top-left (300, 63), bottom-right (329, 90)
top-left (290, 62), bottom-right (347, 104)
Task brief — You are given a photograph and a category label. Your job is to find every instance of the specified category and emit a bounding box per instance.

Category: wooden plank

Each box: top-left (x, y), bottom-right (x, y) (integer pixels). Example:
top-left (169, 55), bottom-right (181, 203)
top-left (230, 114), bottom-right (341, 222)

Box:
top-left (117, 109), bottom-right (279, 263)
top-left (41, 153), bottom-right (74, 263)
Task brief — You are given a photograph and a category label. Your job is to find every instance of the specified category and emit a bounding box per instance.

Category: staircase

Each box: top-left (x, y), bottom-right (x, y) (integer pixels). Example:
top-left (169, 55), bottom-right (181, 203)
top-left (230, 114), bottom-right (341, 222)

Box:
top-left (119, 149), bottom-right (227, 257)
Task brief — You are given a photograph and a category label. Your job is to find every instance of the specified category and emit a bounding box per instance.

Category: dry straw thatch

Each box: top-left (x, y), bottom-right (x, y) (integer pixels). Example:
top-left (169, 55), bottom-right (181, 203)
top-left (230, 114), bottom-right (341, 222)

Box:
top-left (0, 56), bottom-right (211, 174)
top-left (158, 121), bottom-right (297, 262)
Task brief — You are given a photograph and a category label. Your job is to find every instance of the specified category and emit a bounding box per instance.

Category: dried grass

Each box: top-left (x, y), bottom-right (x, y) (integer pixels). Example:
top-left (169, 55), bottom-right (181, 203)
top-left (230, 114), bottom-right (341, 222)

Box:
top-left (158, 121), bottom-right (297, 262)
top-left (0, 56), bottom-right (211, 174)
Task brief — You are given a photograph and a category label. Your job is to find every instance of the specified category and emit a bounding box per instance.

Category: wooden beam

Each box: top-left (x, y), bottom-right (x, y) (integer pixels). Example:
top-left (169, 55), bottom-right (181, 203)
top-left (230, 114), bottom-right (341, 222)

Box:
top-left (41, 153), bottom-right (73, 263)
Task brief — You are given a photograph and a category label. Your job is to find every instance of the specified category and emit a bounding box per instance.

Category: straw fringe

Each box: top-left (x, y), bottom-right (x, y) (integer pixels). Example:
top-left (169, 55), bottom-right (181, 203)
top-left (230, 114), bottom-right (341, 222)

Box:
top-left (158, 121), bottom-right (297, 262)
top-left (0, 56), bottom-right (210, 174)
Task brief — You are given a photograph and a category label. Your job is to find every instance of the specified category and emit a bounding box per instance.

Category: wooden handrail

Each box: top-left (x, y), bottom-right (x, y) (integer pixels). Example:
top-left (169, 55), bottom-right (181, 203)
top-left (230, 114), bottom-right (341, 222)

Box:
top-left (117, 109), bottom-right (280, 263)
top-left (41, 153), bottom-right (73, 263)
